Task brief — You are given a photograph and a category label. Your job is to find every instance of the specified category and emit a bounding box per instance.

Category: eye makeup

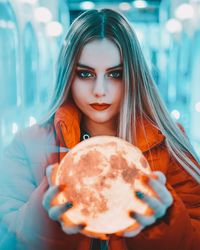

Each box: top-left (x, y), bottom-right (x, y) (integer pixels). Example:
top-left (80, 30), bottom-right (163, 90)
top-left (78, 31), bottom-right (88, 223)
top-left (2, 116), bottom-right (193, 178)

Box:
top-left (76, 69), bottom-right (123, 80)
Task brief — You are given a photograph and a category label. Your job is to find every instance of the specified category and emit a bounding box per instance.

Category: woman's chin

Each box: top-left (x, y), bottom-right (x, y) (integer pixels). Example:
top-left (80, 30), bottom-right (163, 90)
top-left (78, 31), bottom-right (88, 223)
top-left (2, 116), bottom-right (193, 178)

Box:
top-left (87, 112), bottom-right (116, 124)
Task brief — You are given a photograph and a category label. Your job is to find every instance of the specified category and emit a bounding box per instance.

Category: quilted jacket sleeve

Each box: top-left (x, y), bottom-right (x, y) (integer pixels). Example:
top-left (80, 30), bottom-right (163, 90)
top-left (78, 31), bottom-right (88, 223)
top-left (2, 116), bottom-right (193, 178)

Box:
top-left (0, 131), bottom-right (83, 250)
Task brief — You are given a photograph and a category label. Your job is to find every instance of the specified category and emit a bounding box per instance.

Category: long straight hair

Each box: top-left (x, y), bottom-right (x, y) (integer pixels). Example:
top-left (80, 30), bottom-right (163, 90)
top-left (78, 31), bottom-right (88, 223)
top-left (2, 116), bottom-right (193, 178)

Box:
top-left (41, 9), bottom-right (200, 183)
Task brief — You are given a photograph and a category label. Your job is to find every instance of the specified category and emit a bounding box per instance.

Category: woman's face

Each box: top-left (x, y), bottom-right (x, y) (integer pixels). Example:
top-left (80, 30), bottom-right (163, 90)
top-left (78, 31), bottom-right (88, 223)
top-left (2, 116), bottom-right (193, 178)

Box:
top-left (71, 38), bottom-right (124, 125)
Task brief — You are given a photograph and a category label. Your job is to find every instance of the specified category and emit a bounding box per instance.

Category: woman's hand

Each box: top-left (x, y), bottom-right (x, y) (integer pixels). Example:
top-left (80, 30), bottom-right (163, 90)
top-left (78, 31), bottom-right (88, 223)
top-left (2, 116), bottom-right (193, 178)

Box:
top-left (122, 171), bottom-right (173, 237)
top-left (42, 164), bottom-right (86, 235)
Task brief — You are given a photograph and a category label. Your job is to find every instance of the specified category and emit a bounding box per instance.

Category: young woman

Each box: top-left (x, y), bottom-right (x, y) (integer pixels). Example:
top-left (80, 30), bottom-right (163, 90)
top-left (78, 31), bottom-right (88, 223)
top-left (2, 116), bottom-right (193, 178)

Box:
top-left (0, 8), bottom-right (200, 250)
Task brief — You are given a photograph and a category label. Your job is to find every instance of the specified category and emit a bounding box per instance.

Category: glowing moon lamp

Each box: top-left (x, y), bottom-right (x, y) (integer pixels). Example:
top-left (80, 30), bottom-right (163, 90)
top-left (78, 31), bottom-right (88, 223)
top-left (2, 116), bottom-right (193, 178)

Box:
top-left (51, 136), bottom-right (152, 239)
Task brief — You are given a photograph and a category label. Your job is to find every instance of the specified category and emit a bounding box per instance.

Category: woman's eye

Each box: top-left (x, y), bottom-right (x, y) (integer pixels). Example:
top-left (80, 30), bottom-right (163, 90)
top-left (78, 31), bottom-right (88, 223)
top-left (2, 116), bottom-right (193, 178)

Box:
top-left (108, 70), bottom-right (123, 79)
top-left (76, 70), bottom-right (94, 79)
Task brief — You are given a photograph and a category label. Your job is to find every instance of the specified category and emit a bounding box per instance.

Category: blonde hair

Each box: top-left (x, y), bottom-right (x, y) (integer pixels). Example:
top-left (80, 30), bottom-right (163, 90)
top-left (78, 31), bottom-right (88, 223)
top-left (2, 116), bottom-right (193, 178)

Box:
top-left (42, 9), bottom-right (200, 183)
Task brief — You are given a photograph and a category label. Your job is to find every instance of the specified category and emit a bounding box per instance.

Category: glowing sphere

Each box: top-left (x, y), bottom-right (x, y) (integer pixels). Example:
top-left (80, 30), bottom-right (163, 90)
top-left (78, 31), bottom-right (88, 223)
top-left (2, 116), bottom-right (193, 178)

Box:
top-left (51, 136), bottom-right (152, 239)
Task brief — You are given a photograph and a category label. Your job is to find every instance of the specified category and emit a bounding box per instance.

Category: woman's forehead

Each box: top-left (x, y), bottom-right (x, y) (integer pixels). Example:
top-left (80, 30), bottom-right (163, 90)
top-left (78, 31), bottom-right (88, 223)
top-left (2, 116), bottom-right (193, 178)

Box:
top-left (78, 38), bottom-right (122, 69)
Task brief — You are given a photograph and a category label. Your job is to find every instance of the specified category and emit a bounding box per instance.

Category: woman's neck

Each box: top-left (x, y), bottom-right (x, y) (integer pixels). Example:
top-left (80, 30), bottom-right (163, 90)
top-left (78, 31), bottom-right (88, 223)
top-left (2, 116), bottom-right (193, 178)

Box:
top-left (82, 117), bottom-right (118, 137)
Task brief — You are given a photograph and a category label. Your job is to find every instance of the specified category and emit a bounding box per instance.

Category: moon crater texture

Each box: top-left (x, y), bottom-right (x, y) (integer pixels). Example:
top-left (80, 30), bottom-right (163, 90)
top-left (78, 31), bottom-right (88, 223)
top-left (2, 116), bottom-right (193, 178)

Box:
top-left (52, 136), bottom-right (151, 238)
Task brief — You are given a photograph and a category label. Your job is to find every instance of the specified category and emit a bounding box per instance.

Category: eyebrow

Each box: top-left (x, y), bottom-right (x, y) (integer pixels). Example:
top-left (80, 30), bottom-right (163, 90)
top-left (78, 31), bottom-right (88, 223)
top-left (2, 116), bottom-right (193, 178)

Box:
top-left (76, 63), bottom-right (123, 71)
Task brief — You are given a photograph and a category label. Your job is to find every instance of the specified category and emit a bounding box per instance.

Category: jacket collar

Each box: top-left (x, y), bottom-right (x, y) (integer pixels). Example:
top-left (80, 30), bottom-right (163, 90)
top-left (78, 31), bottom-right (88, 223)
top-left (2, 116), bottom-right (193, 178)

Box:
top-left (54, 101), bottom-right (165, 155)
top-left (135, 116), bottom-right (165, 152)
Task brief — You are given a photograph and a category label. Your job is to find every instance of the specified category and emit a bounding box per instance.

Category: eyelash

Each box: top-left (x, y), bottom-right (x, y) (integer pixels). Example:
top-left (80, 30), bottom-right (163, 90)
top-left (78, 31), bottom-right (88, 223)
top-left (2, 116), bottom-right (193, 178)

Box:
top-left (76, 70), bottom-right (123, 79)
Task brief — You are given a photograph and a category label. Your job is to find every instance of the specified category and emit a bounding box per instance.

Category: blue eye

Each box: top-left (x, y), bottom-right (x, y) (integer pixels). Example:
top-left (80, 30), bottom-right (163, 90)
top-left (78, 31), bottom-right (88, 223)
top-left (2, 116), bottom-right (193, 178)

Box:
top-left (76, 69), bottom-right (123, 79)
top-left (76, 70), bottom-right (94, 79)
top-left (108, 70), bottom-right (123, 79)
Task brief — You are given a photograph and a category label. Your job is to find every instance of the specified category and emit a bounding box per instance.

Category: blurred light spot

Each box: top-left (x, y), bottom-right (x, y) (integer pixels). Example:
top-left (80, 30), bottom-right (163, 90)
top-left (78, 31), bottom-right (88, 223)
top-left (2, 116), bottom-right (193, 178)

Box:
top-left (34, 7), bottom-right (52, 23)
top-left (7, 21), bottom-right (15, 29)
top-left (165, 19), bottom-right (182, 33)
top-left (0, 20), bottom-right (15, 29)
top-left (175, 4), bottom-right (194, 20)
top-left (46, 21), bottom-right (63, 37)
top-left (119, 2), bottom-right (131, 11)
top-left (29, 116), bottom-right (37, 126)
top-left (0, 20), bottom-right (7, 28)
top-left (12, 123), bottom-right (18, 134)
top-left (171, 109), bottom-right (181, 120)
top-left (195, 102), bottom-right (200, 112)
top-left (133, 0), bottom-right (148, 9)
top-left (80, 1), bottom-right (95, 10)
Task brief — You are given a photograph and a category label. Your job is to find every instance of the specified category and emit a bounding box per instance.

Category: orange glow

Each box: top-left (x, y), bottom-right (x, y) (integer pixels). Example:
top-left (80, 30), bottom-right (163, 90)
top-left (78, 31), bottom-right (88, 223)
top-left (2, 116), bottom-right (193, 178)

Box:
top-left (51, 136), bottom-right (152, 239)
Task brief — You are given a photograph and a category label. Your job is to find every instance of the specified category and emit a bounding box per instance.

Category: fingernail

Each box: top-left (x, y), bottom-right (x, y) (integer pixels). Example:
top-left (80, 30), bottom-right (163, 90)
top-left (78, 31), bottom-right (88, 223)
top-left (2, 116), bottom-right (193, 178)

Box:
top-left (58, 184), bottom-right (67, 192)
top-left (129, 211), bottom-right (135, 218)
top-left (65, 202), bottom-right (73, 209)
top-left (78, 223), bottom-right (87, 229)
top-left (135, 191), bottom-right (144, 199)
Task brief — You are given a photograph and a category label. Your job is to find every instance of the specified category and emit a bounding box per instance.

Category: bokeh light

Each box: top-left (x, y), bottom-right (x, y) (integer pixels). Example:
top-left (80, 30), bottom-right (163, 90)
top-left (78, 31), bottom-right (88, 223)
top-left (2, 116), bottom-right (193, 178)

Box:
top-left (165, 18), bottom-right (182, 33)
top-left (119, 2), bottom-right (132, 11)
top-left (80, 1), bottom-right (95, 10)
top-left (34, 7), bottom-right (52, 23)
top-left (45, 21), bottom-right (63, 37)
top-left (171, 110), bottom-right (181, 120)
top-left (175, 3), bottom-right (194, 20)
top-left (133, 0), bottom-right (148, 9)
top-left (195, 102), bottom-right (200, 112)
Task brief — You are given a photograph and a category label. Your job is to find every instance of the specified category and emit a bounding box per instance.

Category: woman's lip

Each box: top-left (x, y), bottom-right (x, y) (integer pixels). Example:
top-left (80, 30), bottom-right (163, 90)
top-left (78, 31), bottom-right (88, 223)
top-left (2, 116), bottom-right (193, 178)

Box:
top-left (90, 104), bottom-right (111, 111)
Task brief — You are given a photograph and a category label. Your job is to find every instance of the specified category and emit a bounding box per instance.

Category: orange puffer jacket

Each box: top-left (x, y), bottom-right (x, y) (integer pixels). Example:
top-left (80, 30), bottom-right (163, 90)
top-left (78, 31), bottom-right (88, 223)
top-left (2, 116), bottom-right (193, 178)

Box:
top-left (0, 102), bottom-right (200, 250)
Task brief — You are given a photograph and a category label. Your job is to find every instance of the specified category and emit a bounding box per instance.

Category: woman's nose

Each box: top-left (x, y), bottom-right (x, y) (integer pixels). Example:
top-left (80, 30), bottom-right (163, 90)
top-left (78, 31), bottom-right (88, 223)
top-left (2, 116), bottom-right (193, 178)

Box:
top-left (92, 76), bottom-right (106, 97)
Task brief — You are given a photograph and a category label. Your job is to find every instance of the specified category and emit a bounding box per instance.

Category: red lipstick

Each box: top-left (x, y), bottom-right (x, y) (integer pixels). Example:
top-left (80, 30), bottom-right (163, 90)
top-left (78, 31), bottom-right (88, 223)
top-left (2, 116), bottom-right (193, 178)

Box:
top-left (90, 103), bottom-right (111, 111)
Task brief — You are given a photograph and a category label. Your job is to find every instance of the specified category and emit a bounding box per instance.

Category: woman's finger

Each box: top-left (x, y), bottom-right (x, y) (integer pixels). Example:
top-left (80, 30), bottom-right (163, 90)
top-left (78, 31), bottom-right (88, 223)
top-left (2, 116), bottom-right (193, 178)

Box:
top-left (135, 191), bottom-right (167, 219)
top-left (151, 171), bottom-right (166, 185)
top-left (48, 202), bottom-right (73, 221)
top-left (122, 224), bottom-right (144, 238)
top-left (45, 163), bottom-right (59, 186)
top-left (45, 165), bottom-right (54, 185)
top-left (149, 178), bottom-right (173, 206)
top-left (42, 185), bottom-right (59, 211)
top-left (130, 210), bottom-right (156, 227)
top-left (61, 222), bottom-right (86, 235)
